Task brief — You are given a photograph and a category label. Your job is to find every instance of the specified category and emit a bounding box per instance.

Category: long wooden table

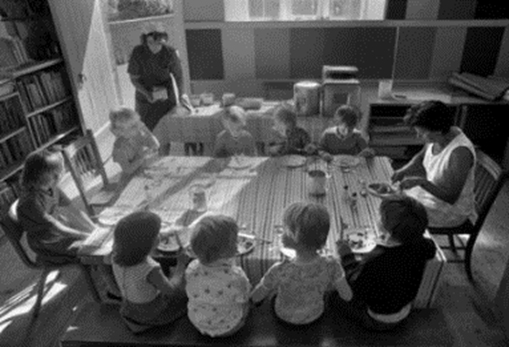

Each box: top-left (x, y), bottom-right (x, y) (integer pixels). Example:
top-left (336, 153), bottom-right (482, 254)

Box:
top-left (79, 155), bottom-right (445, 308)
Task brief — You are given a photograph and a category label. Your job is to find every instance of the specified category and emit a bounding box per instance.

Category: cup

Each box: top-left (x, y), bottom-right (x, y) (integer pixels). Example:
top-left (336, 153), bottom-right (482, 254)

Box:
top-left (307, 169), bottom-right (327, 196)
top-left (378, 79), bottom-right (393, 99)
top-left (189, 184), bottom-right (207, 212)
top-left (200, 93), bottom-right (214, 106)
top-left (190, 94), bottom-right (201, 107)
top-left (222, 93), bottom-right (236, 107)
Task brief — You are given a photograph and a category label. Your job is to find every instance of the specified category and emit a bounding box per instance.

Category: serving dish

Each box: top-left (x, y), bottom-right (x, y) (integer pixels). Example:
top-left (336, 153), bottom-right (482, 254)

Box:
top-left (344, 227), bottom-right (377, 253)
top-left (367, 182), bottom-right (399, 199)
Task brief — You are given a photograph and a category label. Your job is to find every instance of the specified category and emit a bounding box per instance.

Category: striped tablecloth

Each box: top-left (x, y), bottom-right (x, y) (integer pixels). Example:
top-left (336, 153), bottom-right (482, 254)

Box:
top-left (80, 155), bottom-right (445, 308)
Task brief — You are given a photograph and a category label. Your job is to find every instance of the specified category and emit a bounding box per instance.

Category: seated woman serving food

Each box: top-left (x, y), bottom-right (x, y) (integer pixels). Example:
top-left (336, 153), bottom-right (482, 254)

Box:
top-left (391, 100), bottom-right (476, 228)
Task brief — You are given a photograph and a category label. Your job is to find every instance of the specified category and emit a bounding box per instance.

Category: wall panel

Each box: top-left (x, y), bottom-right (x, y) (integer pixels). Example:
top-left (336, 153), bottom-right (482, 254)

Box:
top-left (223, 27), bottom-right (256, 80)
top-left (186, 29), bottom-right (224, 80)
top-left (254, 29), bottom-right (291, 79)
top-left (394, 27), bottom-right (436, 79)
top-left (461, 27), bottom-right (505, 76)
top-left (289, 28), bottom-right (396, 79)
top-left (429, 27), bottom-right (467, 80)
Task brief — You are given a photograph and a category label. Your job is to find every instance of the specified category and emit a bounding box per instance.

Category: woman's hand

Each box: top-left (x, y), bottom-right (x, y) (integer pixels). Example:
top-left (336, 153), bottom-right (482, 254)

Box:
top-left (400, 176), bottom-right (427, 190)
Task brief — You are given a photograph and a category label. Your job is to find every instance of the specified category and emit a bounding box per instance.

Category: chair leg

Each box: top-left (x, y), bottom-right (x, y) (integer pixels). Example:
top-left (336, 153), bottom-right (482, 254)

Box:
top-left (448, 234), bottom-right (457, 253)
top-left (79, 264), bottom-right (103, 303)
top-left (464, 236), bottom-right (477, 282)
top-left (33, 268), bottom-right (50, 318)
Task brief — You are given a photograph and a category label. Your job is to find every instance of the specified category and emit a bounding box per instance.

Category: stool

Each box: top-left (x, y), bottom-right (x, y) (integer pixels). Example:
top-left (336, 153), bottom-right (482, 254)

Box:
top-left (321, 79), bottom-right (361, 118)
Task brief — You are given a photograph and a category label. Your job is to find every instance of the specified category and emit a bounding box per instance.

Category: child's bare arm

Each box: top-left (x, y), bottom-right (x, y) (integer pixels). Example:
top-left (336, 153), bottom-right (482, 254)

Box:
top-left (335, 276), bottom-right (353, 302)
top-left (250, 282), bottom-right (271, 303)
top-left (147, 252), bottom-right (189, 296)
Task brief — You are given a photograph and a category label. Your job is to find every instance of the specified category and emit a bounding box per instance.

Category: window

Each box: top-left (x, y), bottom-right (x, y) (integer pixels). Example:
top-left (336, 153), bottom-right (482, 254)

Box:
top-left (224, 0), bottom-right (386, 21)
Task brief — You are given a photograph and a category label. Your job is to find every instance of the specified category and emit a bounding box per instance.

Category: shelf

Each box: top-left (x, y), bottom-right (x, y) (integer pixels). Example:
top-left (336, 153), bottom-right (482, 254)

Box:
top-left (0, 91), bottom-right (19, 103)
top-left (0, 126), bottom-right (26, 144)
top-left (26, 96), bottom-right (73, 119)
top-left (38, 126), bottom-right (80, 151)
top-left (0, 159), bottom-right (25, 182)
top-left (0, 58), bottom-right (63, 79)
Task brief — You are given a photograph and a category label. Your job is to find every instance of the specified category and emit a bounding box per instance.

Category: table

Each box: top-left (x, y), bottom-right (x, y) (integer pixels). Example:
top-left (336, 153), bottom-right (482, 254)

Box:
top-left (156, 102), bottom-right (331, 154)
top-left (79, 155), bottom-right (445, 307)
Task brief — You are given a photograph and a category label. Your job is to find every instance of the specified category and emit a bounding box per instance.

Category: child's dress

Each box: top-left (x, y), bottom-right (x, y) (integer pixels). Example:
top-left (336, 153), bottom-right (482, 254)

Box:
top-left (258, 256), bottom-right (347, 325)
top-left (213, 129), bottom-right (256, 158)
top-left (17, 187), bottom-right (80, 258)
top-left (185, 258), bottom-right (251, 336)
top-left (112, 256), bottom-right (187, 327)
top-left (319, 127), bottom-right (367, 155)
top-left (112, 125), bottom-right (156, 172)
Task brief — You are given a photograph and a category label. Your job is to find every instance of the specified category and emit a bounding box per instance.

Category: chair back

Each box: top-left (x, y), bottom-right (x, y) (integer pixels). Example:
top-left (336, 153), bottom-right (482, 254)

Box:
top-left (62, 129), bottom-right (109, 215)
top-left (473, 150), bottom-right (509, 230)
top-left (0, 200), bottom-right (38, 268)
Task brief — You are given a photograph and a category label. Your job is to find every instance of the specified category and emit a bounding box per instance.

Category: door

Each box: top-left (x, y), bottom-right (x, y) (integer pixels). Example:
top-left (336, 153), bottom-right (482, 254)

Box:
top-left (48, 0), bottom-right (119, 160)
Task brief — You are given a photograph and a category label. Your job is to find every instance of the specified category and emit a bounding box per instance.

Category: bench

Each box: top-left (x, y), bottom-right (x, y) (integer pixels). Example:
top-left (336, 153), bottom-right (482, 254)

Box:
top-left (60, 300), bottom-right (454, 347)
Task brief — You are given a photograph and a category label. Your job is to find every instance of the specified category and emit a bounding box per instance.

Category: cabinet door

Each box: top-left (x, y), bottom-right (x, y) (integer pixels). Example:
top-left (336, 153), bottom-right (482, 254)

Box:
top-left (48, 0), bottom-right (118, 159)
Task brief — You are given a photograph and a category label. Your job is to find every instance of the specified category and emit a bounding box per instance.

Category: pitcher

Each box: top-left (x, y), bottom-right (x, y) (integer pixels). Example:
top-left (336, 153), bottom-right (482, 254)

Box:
top-left (307, 169), bottom-right (327, 196)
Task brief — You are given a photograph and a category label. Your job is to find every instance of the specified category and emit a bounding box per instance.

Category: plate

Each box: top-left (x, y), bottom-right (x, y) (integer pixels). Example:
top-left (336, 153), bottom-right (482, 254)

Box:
top-left (281, 155), bottom-right (307, 168)
top-left (157, 234), bottom-right (180, 253)
top-left (237, 235), bottom-right (255, 256)
top-left (367, 182), bottom-right (398, 199)
top-left (344, 227), bottom-right (377, 253)
top-left (227, 157), bottom-right (252, 170)
top-left (335, 156), bottom-right (361, 168)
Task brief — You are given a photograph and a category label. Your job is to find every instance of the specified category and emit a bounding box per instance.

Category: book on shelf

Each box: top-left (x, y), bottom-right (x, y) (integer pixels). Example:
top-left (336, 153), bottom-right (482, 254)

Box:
top-left (0, 144), bottom-right (7, 169)
top-left (28, 117), bottom-right (42, 147)
top-left (0, 79), bottom-right (14, 96)
top-left (15, 79), bottom-right (33, 111)
top-left (1, 138), bottom-right (15, 164)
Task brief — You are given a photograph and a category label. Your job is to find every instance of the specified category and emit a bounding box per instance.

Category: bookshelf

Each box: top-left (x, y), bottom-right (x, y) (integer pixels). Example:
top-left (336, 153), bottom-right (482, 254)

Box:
top-left (0, 0), bottom-right (83, 223)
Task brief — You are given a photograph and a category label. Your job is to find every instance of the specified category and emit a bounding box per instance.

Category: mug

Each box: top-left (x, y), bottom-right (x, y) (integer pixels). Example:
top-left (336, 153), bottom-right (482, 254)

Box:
top-left (307, 169), bottom-right (327, 196)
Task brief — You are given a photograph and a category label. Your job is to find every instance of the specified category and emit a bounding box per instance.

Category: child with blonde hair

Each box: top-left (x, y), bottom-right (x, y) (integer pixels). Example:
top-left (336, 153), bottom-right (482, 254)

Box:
top-left (186, 214), bottom-right (251, 337)
top-left (112, 211), bottom-right (188, 333)
top-left (213, 106), bottom-right (257, 158)
top-left (318, 105), bottom-right (374, 160)
top-left (110, 106), bottom-right (159, 176)
top-left (16, 149), bottom-right (121, 299)
top-left (251, 202), bottom-right (352, 325)
top-left (16, 148), bottom-right (95, 257)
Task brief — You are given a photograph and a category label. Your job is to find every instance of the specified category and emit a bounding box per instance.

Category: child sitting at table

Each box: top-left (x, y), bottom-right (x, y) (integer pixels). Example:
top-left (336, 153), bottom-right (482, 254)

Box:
top-left (251, 202), bottom-right (352, 325)
top-left (112, 211), bottom-right (189, 333)
top-left (186, 214), bottom-right (251, 337)
top-left (318, 105), bottom-right (374, 160)
top-left (268, 103), bottom-right (313, 156)
top-left (16, 148), bottom-right (96, 257)
top-left (335, 195), bottom-right (436, 331)
top-left (110, 106), bottom-right (160, 177)
top-left (213, 105), bottom-right (257, 158)
top-left (16, 148), bottom-right (121, 299)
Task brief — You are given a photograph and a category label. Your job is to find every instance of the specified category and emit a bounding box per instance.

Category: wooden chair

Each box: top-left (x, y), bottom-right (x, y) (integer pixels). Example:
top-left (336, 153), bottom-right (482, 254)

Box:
top-left (0, 201), bottom-right (102, 318)
top-left (61, 129), bottom-right (112, 216)
top-left (428, 150), bottom-right (509, 281)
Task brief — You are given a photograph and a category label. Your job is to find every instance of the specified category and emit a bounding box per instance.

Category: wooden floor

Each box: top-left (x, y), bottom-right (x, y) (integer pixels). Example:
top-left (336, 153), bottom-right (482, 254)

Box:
top-left (1, 148), bottom-right (509, 347)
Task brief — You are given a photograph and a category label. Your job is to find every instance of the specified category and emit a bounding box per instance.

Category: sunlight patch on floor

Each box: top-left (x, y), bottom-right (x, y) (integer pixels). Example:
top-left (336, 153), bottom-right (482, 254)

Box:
top-left (0, 270), bottom-right (68, 332)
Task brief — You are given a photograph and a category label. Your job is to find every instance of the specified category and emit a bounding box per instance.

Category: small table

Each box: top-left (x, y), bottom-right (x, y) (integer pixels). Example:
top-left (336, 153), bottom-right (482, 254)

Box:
top-left (79, 155), bottom-right (445, 307)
